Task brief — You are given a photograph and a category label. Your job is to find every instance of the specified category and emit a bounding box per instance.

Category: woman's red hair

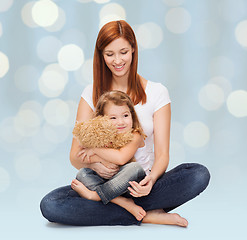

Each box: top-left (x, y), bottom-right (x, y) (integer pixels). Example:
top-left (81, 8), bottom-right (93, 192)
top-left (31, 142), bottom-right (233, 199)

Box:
top-left (93, 20), bottom-right (146, 107)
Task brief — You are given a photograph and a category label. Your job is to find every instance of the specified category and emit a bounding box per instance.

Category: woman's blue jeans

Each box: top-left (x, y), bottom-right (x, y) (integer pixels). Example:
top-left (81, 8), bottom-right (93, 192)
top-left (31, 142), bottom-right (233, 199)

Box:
top-left (40, 163), bottom-right (210, 226)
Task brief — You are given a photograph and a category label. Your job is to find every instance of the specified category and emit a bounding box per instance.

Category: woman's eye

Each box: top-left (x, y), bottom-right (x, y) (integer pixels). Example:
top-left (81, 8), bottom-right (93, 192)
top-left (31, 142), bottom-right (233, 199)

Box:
top-left (106, 54), bottom-right (113, 57)
top-left (121, 51), bottom-right (128, 55)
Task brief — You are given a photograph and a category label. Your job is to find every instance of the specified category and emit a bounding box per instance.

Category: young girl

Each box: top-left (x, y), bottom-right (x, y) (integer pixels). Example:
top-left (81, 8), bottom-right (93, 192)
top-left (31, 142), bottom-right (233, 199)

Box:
top-left (71, 90), bottom-right (147, 221)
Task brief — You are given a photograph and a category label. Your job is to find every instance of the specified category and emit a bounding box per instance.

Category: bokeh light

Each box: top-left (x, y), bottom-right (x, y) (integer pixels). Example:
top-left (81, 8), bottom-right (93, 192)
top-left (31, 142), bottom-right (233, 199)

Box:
top-left (163, 0), bottom-right (184, 7)
top-left (194, 21), bottom-right (220, 47)
top-left (74, 58), bottom-right (93, 86)
top-left (170, 141), bottom-right (186, 165)
top-left (94, 0), bottom-right (110, 3)
top-left (0, 22), bottom-right (3, 37)
top-left (38, 63), bottom-right (68, 98)
top-left (165, 7), bottom-right (191, 34)
top-left (183, 121), bottom-right (210, 148)
top-left (61, 28), bottom-right (86, 48)
top-left (14, 65), bottom-right (39, 92)
top-left (43, 123), bottom-right (70, 144)
top-left (44, 6), bottom-right (66, 32)
top-left (208, 56), bottom-right (235, 79)
top-left (208, 76), bottom-right (232, 99)
top-left (135, 22), bottom-right (163, 49)
top-left (37, 36), bottom-right (63, 63)
top-left (0, 0), bottom-right (13, 12)
top-left (31, 0), bottom-right (59, 27)
top-left (43, 99), bottom-right (70, 126)
top-left (0, 51), bottom-right (9, 78)
top-left (198, 83), bottom-right (225, 111)
top-left (0, 167), bottom-right (10, 193)
top-left (58, 44), bottom-right (85, 71)
top-left (31, 130), bottom-right (56, 154)
top-left (14, 152), bottom-right (42, 181)
top-left (19, 101), bottom-right (44, 122)
top-left (218, 0), bottom-right (246, 23)
top-left (99, 3), bottom-right (126, 28)
top-left (21, 1), bottom-right (38, 28)
top-left (235, 20), bottom-right (247, 48)
top-left (227, 90), bottom-right (247, 117)
top-left (14, 109), bottom-right (41, 137)
top-left (0, 117), bottom-right (23, 146)
top-left (77, 0), bottom-right (93, 3)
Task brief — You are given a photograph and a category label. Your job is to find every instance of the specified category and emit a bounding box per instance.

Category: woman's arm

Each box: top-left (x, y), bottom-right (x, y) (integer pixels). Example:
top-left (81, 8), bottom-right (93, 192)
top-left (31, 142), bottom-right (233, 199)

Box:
top-left (150, 103), bottom-right (171, 182)
top-left (128, 103), bottom-right (171, 197)
top-left (79, 133), bottom-right (144, 166)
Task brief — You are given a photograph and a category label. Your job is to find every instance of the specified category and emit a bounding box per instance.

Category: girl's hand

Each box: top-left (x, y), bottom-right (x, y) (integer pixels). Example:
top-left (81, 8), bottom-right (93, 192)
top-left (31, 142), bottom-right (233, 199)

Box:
top-left (77, 148), bottom-right (95, 163)
top-left (128, 175), bottom-right (154, 197)
top-left (91, 162), bottom-right (119, 179)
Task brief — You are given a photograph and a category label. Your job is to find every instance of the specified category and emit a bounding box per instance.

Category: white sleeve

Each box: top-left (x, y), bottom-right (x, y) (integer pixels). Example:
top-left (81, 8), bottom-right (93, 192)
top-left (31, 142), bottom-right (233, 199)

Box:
top-left (154, 83), bottom-right (171, 112)
top-left (81, 84), bottom-right (95, 111)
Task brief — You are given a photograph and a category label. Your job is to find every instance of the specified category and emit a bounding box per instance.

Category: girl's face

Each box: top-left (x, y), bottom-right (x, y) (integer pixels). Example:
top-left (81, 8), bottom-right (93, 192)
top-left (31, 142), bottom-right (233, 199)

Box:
top-left (103, 37), bottom-right (133, 80)
top-left (104, 102), bottom-right (133, 133)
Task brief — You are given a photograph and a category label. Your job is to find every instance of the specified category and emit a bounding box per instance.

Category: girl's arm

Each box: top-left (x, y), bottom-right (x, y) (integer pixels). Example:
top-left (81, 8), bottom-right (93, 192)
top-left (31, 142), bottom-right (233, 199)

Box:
top-left (128, 103), bottom-right (171, 197)
top-left (78, 133), bottom-right (143, 166)
top-left (70, 97), bottom-right (119, 178)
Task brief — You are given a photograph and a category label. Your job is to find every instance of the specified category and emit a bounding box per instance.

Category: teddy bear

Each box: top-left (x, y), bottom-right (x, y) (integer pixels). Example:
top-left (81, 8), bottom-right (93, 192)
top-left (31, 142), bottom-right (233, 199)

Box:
top-left (72, 115), bottom-right (135, 162)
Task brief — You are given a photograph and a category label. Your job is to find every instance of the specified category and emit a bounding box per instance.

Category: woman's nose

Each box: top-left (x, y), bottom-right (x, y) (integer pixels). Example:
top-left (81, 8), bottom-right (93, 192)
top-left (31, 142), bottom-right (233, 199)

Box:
top-left (114, 55), bottom-right (121, 64)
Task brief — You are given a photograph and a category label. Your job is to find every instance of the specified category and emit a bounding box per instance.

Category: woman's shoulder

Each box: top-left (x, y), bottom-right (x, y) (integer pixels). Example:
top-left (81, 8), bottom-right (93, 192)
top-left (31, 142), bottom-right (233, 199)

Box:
top-left (81, 84), bottom-right (94, 110)
top-left (82, 84), bottom-right (93, 93)
top-left (146, 80), bottom-right (169, 95)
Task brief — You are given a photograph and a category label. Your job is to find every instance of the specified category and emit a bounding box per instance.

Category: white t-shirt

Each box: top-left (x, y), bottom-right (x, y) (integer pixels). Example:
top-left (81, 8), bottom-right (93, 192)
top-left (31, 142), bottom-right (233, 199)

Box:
top-left (81, 80), bottom-right (171, 174)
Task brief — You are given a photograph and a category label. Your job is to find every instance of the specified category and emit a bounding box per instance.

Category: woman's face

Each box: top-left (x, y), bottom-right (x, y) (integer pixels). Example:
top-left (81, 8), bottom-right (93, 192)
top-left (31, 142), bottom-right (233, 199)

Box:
top-left (103, 37), bottom-right (134, 80)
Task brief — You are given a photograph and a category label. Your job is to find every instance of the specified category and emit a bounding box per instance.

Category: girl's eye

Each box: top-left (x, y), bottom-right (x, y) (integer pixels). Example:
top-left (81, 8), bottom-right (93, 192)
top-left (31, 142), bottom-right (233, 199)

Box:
top-left (110, 117), bottom-right (116, 120)
top-left (124, 114), bottom-right (129, 117)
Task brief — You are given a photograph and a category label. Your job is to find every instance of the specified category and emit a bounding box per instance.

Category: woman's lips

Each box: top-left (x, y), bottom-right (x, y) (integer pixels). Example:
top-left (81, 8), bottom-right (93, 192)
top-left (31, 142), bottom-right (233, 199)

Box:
top-left (114, 64), bottom-right (125, 71)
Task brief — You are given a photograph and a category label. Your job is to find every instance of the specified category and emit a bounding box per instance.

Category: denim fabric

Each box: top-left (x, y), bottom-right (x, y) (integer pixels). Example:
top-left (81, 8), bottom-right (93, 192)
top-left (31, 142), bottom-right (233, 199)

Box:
top-left (76, 162), bottom-right (146, 204)
top-left (40, 163), bottom-right (210, 226)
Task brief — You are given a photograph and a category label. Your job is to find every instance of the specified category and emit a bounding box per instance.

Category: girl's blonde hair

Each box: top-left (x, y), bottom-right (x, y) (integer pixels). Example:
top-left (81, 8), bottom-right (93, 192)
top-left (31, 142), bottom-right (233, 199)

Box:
top-left (95, 90), bottom-right (146, 139)
top-left (93, 20), bottom-right (146, 107)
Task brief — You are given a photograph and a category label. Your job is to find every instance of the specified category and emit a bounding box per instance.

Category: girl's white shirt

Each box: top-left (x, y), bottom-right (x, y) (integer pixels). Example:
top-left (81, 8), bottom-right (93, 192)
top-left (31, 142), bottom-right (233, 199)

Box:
top-left (81, 80), bottom-right (171, 174)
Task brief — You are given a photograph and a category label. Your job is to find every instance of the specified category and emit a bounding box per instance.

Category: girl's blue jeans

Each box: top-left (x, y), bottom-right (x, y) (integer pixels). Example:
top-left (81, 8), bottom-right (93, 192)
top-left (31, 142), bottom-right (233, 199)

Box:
top-left (76, 162), bottom-right (146, 204)
top-left (40, 163), bottom-right (210, 226)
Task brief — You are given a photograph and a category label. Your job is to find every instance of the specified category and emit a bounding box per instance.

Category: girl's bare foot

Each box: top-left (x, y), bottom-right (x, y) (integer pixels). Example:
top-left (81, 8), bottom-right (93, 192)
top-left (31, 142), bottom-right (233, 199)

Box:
top-left (124, 198), bottom-right (146, 221)
top-left (71, 179), bottom-right (100, 201)
top-left (142, 209), bottom-right (188, 227)
top-left (111, 197), bottom-right (146, 221)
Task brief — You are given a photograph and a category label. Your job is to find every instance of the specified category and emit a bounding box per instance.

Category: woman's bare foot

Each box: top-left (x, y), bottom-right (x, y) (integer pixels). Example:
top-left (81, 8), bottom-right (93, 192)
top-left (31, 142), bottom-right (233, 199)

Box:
top-left (142, 209), bottom-right (188, 227)
top-left (111, 197), bottom-right (146, 221)
top-left (71, 179), bottom-right (100, 201)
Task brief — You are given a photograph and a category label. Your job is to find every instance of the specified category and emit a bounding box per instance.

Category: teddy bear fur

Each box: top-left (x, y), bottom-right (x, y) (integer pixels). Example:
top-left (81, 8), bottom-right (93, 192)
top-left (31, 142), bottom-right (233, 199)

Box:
top-left (72, 115), bottom-right (134, 150)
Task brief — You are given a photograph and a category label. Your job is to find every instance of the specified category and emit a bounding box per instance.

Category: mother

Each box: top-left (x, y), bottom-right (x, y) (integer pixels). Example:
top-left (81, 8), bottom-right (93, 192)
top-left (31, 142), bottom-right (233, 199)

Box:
top-left (40, 20), bottom-right (210, 226)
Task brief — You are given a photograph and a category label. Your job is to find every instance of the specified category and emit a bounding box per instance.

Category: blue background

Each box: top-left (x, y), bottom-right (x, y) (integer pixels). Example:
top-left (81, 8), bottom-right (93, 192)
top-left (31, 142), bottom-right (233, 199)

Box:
top-left (1, 0), bottom-right (247, 239)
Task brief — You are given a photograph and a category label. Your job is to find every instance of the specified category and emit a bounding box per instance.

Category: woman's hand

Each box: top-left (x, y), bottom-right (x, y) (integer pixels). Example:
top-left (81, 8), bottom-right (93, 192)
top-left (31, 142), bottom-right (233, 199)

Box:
top-left (91, 162), bottom-right (119, 179)
top-left (128, 175), bottom-right (154, 197)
